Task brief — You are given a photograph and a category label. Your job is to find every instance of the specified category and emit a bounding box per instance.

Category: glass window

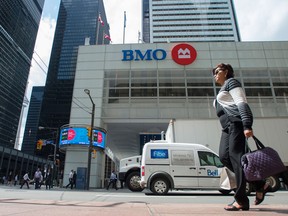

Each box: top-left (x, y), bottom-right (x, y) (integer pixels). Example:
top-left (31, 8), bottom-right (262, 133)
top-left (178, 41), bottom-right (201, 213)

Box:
top-left (243, 78), bottom-right (271, 87)
top-left (159, 78), bottom-right (185, 87)
top-left (131, 70), bottom-right (157, 78)
top-left (131, 88), bottom-right (157, 97)
top-left (187, 88), bottom-right (214, 96)
top-left (131, 79), bottom-right (157, 87)
top-left (198, 151), bottom-right (223, 167)
top-left (159, 88), bottom-right (186, 96)
top-left (245, 88), bottom-right (273, 97)
top-left (272, 78), bottom-right (288, 86)
top-left (158, 69), bottom-right (185, 78)
top-left (242, 70), bottom-right (269, 77)
top-left (270, 69), bottom-right (288, 77)
top-left (107, 79), bottom-right (129, 88)
top-left (109, 89), bottom-right (129, 97)
top-left (186, 69), bottom-right (211, 77)
top-left (187, 78), bottom-right (213, 87)
top-left (274, 88), bottom-right (288, 97)
top-left (105, 70), bottom-right (129, 78)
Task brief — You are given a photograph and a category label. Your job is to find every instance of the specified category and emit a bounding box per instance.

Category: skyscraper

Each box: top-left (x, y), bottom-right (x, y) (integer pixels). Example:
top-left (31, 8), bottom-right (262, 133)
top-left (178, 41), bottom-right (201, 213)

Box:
top-left (0, 0), bottom-right (45, 148)
top-left (142, 0), bottom-right (240, 43)
top-left (21, 86), bottom-right (44, 155)
top-left (34, 0), bottom-right (109, 155)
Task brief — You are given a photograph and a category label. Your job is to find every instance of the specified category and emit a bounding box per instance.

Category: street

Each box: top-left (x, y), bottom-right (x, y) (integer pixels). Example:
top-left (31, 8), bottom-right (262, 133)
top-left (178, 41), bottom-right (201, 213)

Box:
top-left (0, 185), bottom-right (288, 215)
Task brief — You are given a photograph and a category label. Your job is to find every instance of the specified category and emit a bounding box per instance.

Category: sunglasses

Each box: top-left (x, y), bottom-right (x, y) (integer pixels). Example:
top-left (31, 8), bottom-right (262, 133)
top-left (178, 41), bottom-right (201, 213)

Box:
top-left (213, 69), bottom-right (224, 75)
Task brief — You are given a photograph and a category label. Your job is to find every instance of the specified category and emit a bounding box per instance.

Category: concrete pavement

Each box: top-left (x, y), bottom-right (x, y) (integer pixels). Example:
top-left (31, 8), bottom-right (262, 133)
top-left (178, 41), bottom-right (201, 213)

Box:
top-left (0, 185), bottom-right (287, 215)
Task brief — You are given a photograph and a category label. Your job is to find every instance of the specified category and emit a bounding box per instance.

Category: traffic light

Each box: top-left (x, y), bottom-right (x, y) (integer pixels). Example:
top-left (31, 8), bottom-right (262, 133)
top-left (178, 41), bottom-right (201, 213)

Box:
top-left (55, 159), bottom-right (60, 166)
top-left (92, 149), bottom-right (97, 159)
top-left (87, 127), bottom-right (91, 137)
top-left (36, 139), bottom-right (43, 150)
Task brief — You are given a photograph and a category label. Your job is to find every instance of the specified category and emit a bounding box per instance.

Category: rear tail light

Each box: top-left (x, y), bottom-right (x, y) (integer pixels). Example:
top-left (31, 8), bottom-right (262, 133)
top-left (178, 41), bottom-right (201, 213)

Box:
top-left (141, 165), bottom-right (145, 176)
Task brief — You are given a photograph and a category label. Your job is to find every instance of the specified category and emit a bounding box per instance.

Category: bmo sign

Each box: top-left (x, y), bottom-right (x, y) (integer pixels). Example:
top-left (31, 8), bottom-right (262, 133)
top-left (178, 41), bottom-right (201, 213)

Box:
top-left (171, 44), bottom-right (197, 65)
top-left (121, 43), bottom-right (197, 66)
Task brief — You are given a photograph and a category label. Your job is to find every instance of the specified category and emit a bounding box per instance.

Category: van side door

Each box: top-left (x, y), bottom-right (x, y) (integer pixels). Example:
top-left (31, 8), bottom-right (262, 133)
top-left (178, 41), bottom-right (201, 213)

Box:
top-left (197, 151), bottom-right (222, 188)
top-left (170, 150), bottom-right (198, 188)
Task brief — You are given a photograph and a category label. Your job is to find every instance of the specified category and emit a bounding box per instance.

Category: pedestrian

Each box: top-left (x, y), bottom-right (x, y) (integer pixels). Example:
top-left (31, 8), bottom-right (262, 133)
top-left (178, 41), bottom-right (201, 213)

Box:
top-left (14, 174), bottom-right (18, 186)
top-left (34, 167), bottom-right (42, 189)
top-left (20, 172), bottom-right (30, 189)
top-left (72, 170), bottom-right (77, 189)
top-left (58, 170), bottom-right (64, 188)
top-left (65, 170), bottom-right (74, 189)
top-left (45, 169), bottom-right (52, 190)
top-left (2, 176), bottom-right (6, 184)
top-left (7, 171), bottom-right (13, 186)
top-left (106, 170), bottom-right (118, 190)
top-left (212, 63), bottom-right (270, 211)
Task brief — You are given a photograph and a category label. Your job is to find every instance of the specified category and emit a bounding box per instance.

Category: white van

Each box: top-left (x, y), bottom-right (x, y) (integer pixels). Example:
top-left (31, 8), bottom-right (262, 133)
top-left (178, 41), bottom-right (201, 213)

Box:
top-left (140, 141), bottom-right (227, 195)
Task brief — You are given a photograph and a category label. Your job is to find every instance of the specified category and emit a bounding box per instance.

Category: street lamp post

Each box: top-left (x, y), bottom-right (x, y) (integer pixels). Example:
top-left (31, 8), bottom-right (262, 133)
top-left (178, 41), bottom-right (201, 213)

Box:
top-left (84, 89), bottom-right (95, 190)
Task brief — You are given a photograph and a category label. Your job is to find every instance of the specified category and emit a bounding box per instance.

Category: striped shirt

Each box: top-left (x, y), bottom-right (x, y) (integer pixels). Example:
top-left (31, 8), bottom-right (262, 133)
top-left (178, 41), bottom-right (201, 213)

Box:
top-left (216, 78), bottom-right (253, 130)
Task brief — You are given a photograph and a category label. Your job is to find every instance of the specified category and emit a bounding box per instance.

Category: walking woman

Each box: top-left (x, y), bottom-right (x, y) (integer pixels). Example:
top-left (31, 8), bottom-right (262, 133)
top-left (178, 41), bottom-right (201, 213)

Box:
top-left (213, 63), bottom-right (270, 211)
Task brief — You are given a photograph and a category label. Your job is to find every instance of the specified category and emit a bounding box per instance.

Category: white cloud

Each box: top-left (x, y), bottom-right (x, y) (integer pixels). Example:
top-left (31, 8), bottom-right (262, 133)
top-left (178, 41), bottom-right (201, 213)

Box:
top-left (234, 0), bottom-right (288, 41)
top-left (104, 0), bottom-right (142, 44)
top-left (19, 17), bottom-right (57, 146)
top-left (29, 17), bottom-right (56, 86)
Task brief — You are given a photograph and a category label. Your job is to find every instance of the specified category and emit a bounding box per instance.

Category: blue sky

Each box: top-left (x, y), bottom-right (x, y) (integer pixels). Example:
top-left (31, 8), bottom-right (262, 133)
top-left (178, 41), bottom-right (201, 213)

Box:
top-left (18, 0), bottom-right (288, 146)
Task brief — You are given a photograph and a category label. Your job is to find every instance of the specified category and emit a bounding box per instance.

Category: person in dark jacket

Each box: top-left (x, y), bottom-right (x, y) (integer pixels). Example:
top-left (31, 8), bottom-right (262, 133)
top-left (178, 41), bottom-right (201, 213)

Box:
top-left (213, 63), bottom-right (270, 211)
top-left (106, 170), bottom-right (118, 190)
top-left (72, 171), bottom-right (77, 189)
top-left (45, 169), bottom-right (52, 190)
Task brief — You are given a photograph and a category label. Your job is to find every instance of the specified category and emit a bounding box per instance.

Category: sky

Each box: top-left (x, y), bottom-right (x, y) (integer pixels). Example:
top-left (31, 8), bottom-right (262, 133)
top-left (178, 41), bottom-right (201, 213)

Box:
top-left (19, 0), bottom-right (288, 145)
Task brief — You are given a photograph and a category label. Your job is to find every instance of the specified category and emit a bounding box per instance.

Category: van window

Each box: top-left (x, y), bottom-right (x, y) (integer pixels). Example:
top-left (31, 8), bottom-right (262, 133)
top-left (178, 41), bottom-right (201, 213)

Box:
top-left (171, 150), bottom-right (195, 166)
top-left (198, 151), bottom-right (223, 167)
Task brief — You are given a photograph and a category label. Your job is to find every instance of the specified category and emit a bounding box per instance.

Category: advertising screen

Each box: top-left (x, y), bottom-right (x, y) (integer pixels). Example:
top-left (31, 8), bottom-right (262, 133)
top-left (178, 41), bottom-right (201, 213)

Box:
top-left (59, 127), bottom-right (106, 149)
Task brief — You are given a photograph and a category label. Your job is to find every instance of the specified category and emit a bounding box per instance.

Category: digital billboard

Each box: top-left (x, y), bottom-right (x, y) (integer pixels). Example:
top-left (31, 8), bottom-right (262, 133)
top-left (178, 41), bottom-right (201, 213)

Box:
top-left (59, 127), bottom-right (106, 149)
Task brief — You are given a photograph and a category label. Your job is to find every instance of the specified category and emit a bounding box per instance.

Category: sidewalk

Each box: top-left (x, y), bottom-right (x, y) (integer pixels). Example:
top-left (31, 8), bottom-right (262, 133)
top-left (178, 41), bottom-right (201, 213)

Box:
top-left (0, 185), bottom-right (287, 215)
top-left (1, 198), bottom-right (287, 216)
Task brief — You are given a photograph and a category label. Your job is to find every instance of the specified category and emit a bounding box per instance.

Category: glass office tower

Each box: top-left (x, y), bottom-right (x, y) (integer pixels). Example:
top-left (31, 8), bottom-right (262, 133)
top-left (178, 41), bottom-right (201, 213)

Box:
top-left (35, 0), bottom-right (109, 156)
top-left (0, 0), bottom-right (45, 148)
top-left (142, 0), bottom-right (241, 43)
top-left (21, 87), bottom-right (44, 155)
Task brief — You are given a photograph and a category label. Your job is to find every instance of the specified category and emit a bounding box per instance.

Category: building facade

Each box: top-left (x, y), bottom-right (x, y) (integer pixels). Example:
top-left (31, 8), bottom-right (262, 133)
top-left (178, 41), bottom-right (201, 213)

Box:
top-left (0, 0), bottom-right (45, 148)
top-left (69, 41), bottom-right (288, 174)
top-left (27, 0), bottom-right (110, 158)
top-left (142, 0), bottom-right (240, 43)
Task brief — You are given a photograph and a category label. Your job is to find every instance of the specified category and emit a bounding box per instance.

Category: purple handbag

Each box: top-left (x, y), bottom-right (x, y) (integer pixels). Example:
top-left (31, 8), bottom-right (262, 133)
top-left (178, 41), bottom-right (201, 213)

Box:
top-left (241, 136), bottom-right (286, 182)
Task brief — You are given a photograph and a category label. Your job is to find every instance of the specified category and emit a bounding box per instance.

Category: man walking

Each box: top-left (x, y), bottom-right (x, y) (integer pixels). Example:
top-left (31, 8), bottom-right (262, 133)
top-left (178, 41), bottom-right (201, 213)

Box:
top-left (20, 172), bottom-right (30, 189)
top-left (66, 170), bottom-right (74, 189)
top-left (106, 170), bottom-right (118, 190)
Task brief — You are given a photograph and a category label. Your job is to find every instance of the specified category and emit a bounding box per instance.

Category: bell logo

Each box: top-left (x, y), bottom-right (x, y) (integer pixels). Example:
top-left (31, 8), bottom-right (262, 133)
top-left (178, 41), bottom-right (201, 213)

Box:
top-left (171, 44), bottom-right (197, 65)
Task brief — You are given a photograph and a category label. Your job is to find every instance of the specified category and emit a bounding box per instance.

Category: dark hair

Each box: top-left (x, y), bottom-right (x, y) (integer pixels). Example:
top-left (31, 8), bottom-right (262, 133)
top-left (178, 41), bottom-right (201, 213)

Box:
top-left (212, 63), bottom-right (234, 78)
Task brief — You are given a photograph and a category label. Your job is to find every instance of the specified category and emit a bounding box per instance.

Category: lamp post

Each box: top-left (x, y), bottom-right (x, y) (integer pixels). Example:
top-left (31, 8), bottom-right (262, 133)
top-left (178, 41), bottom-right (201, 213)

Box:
top-left (84, 89), bottom-right (95, 190)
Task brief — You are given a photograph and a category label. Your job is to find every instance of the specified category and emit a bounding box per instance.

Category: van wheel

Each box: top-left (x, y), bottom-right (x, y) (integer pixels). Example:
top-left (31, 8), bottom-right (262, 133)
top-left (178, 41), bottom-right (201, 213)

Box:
top-left (265, 176), bottom-right (280, 192)
top-left (126, 171), bottom-right (143, 192)
top-left (151, 178), bottom-right (169, 195)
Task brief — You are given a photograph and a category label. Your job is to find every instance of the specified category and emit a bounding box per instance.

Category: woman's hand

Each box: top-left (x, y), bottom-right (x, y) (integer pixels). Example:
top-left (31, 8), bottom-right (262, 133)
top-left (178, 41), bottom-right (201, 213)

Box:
top-left (244, 129), bottom-right (253, 138)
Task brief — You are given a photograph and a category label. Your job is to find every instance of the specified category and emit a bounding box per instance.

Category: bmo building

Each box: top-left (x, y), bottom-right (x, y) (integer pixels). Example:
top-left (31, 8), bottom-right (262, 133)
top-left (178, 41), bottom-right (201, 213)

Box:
top-left (68, 42), bottom-right (288, 188)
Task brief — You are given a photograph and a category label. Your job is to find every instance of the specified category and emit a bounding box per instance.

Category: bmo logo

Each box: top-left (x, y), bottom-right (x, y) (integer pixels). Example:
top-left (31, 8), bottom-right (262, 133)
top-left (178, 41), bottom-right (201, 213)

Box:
top-left (171, 44), bottom-right (197, 65)
top-left (121, 43), bottom-right (197, 66)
